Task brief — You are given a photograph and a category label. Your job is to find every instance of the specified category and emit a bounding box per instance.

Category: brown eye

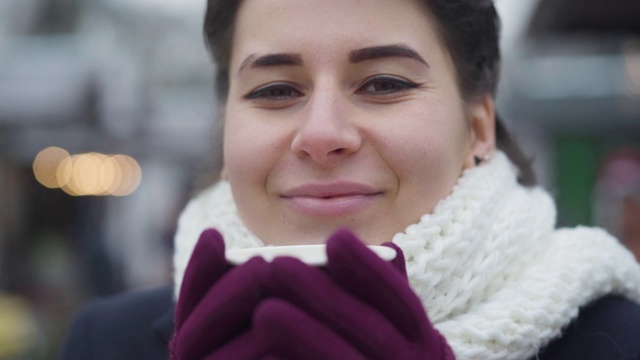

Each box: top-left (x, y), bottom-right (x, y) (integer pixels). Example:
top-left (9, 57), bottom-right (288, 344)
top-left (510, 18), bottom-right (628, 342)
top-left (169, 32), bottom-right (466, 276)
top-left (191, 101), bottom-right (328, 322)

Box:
top-left (245, 84), bottom-right (303, 101)
top-left (357, 76), bottom-right (420, 96)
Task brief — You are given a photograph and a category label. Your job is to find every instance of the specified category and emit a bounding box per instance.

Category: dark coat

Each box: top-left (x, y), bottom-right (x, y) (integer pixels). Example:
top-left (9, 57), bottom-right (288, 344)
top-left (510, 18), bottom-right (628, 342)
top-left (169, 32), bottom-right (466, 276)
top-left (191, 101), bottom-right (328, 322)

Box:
top-left (60, 285), bottom-right (640, 359)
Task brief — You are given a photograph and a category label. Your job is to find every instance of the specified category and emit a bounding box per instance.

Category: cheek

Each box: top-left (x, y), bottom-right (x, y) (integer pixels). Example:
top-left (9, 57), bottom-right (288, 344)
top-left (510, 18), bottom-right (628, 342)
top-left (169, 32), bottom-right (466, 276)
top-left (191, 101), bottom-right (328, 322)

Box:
top-left (390, 130), bottom-right (461, 185)
top-left (380, 104), bottom-right (470, 208)
top-left (223, 111), bottom-right (290, 187)
top-left (223, 114), bottom-right (266, 182)
top-left (384, 107), bottom-right (469, 172)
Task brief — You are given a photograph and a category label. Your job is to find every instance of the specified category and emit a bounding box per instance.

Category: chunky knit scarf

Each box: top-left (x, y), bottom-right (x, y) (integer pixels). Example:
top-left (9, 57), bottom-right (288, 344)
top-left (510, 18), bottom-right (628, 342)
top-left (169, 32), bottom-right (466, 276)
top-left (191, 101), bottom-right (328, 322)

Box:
top-left (173, 152), bottom-right (640, 359)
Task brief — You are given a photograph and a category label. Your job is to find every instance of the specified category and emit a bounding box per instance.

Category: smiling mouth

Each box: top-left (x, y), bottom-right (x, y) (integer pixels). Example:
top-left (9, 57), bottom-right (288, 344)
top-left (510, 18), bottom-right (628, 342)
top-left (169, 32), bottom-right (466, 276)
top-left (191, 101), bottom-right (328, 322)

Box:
top-left (294, 193), bottom-right (375, 200)
top-left (282, 194), bottom-right (382, 216)
top-left (281, 183), bottom-right (383, 216)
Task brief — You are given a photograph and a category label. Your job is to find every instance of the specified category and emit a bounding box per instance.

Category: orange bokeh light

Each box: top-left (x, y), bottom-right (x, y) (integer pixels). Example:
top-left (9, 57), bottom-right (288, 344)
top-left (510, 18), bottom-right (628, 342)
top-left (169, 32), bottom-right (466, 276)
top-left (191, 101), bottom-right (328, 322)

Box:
top-left (33, 148), bottom-right (142, 197)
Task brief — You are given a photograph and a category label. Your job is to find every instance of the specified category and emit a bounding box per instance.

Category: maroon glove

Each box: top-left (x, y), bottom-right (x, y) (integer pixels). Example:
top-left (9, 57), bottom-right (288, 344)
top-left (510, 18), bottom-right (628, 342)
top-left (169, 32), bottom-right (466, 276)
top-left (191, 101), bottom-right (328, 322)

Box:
top-left (251, 229), bottom-right (455, 359)
top-left (170, 229), bottom-right (271, 360)
top-left (171, 229), bottom-right (454, 360)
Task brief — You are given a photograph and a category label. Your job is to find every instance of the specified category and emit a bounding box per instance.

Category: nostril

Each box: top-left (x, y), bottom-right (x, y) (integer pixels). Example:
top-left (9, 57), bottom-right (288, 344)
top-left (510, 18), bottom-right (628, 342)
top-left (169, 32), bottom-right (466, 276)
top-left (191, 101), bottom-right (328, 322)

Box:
top-left (290, 114), bottom-right (362, 162)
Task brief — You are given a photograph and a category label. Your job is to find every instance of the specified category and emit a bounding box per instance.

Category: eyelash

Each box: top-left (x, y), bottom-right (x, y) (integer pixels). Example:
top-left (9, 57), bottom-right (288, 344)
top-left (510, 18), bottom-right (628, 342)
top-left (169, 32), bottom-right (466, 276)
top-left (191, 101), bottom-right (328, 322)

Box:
top-left (356, 76), bottom-right (421, 96)
top-left (244, 83), bottom-right (303, 101)
top-left (243, 76), bottom-right (421, 103)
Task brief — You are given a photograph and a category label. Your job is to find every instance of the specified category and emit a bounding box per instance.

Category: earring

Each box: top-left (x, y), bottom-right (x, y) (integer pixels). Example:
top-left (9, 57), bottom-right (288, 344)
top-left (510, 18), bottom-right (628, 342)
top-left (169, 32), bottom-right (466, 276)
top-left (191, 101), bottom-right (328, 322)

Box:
top-left (474, 154), bottom-right (491, 166)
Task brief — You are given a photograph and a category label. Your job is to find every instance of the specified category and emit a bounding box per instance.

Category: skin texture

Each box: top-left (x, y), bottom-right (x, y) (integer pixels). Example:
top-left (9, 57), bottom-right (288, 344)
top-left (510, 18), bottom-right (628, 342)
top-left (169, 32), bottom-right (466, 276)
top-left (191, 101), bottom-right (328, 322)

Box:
top-left (223, 0), bottom-right (495, 245)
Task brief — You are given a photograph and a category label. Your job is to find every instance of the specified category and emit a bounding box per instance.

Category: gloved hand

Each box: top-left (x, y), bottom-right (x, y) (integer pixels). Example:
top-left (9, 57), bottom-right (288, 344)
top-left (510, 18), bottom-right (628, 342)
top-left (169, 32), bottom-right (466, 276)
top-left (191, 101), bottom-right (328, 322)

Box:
top-left (249, 229), bottom-right (455, 360)
top-left (170, 229), bottom-right (272, 360)
top-left (171, 228), bottom-right (454, 360)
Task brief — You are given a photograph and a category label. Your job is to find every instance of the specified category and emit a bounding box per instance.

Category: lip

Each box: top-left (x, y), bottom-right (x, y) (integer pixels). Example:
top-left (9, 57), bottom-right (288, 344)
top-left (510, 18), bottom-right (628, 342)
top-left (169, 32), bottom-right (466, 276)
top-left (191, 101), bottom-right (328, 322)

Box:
top-left (280, 182), bottom-right (383, 216)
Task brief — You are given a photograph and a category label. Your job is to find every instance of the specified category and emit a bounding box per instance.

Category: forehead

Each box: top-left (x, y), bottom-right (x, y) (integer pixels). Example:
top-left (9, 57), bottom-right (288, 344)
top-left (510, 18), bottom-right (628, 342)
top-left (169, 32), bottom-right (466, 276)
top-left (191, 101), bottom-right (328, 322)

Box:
top-left (230, 0), bottom-right (443, 68)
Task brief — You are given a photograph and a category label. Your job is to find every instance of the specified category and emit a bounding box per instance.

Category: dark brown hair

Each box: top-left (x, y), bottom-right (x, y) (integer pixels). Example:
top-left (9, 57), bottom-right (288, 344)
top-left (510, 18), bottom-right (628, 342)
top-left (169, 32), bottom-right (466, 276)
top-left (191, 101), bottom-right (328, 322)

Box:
top-left (203, 0), bottom-right (536, 186)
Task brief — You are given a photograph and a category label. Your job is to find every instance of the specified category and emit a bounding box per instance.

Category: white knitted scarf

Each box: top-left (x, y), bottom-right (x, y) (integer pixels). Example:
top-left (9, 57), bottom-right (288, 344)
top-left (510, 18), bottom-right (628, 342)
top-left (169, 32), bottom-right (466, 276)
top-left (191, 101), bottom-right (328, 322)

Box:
top-left (173, 152), bottom-right (640, 359)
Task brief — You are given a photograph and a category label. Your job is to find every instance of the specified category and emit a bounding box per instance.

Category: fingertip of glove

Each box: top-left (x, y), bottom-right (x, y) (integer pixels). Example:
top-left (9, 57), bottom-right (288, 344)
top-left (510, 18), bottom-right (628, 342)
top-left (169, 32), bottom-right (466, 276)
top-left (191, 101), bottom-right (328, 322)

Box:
top-left (381, 242), bottom-right (407, 278)
top-left (181, 228), bottom-right (228, 285)
top-left (271, 256), bottom-right (306, 270)
top-left (327, 228), bottom-right (362, 246)
top-left (197, 228), bottom-right (225, 252)
top-left (326, 229), bottom-right (396, 276)
top-left (186, 229), bottom-right (226, 268)
top-left (325, 228), bottom-right (368, 259)
top-left (239, 255), bottom-right (269, 275)
top-left (380, 241), bottom-right (400, 252)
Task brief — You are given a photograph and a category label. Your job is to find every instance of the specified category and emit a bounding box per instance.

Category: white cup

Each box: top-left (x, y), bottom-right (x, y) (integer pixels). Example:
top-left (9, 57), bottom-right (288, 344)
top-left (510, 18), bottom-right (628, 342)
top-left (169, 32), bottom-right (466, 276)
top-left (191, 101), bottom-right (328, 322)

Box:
top-left (226, 244), bottom-right (396, 266)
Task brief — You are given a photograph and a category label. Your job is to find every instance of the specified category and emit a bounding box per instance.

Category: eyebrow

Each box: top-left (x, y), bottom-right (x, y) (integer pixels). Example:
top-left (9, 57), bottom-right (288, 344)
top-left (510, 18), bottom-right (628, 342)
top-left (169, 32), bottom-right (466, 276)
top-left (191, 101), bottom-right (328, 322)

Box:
top-left (349, 44), bottom-right (429, 67)
top-left (237, 53), bottom-right (303, 76)
top-left (236, 44), bottom-right (428, 76)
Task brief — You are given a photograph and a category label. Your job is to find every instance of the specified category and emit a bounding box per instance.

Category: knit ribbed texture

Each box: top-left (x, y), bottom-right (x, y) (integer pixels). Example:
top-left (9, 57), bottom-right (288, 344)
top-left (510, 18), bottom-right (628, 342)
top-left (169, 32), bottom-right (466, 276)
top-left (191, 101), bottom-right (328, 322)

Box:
top-left (173, 151), bottom-right (640, 359)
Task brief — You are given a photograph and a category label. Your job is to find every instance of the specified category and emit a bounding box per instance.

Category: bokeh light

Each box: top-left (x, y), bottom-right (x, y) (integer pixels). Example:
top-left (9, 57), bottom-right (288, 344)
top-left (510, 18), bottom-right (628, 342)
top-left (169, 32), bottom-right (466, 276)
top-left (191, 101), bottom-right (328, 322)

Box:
top-left (109, 155), bottom-right (142, 196)
top-left (32, 148), bottom-right (142, 196)
top-left (32, 147), bottom-right (71, 189)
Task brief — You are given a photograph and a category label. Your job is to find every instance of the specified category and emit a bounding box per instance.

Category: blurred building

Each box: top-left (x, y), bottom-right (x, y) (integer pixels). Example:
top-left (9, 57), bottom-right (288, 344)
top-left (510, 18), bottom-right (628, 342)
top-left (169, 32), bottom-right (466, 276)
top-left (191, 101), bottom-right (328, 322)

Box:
top-left (498, 0), bottom-right (640, 229)
top-left (0, 0), bottom-right (639, 358)
top-left (1, 0), bottom-right (218, 357)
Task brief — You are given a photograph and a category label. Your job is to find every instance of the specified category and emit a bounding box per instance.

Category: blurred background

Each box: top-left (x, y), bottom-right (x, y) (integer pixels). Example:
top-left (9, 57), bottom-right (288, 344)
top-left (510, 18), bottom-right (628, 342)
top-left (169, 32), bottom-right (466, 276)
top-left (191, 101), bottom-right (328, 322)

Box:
top-left (0, 0), bottom-right (639, 358)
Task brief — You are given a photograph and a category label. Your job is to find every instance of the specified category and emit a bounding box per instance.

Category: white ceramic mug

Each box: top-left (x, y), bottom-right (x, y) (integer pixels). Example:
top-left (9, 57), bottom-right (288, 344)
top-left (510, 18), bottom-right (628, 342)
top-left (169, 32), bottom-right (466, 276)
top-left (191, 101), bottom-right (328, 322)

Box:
top-left (226, 244), bottom-right (396, 266)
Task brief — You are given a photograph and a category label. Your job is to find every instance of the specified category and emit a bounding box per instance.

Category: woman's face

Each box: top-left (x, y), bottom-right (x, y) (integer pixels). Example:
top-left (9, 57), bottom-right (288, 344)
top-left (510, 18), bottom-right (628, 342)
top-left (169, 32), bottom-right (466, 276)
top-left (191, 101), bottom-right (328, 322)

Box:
top-left (223, 0), bottom-right (494, 245)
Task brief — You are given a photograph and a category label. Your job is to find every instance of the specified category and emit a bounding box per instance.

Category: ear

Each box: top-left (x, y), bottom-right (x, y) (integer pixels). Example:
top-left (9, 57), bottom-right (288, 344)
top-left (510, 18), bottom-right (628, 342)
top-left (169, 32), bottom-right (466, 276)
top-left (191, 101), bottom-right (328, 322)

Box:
top-left (463, 94), bottom-right (496, 169)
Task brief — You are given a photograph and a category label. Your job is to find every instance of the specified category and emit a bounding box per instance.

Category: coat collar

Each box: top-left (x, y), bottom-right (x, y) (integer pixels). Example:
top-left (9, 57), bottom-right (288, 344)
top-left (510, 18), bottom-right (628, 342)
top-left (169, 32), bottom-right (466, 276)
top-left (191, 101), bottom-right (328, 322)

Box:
top-left (151, 286), bottom-right (175, 343)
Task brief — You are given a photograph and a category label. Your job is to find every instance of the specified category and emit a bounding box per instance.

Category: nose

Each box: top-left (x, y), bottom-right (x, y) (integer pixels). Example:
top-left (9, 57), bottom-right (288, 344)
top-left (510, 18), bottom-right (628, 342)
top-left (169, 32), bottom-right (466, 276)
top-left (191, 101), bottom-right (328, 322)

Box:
top-left (291, 88), bottom-right (362, 163)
